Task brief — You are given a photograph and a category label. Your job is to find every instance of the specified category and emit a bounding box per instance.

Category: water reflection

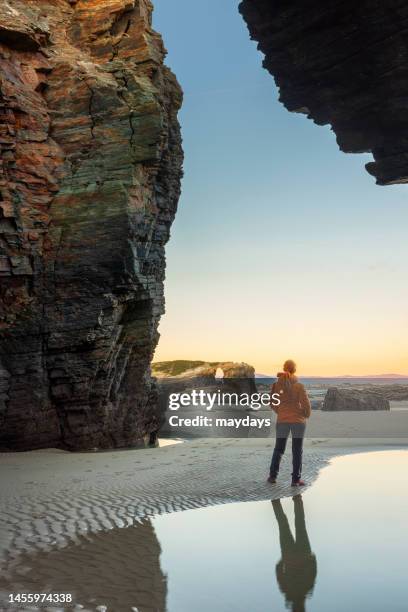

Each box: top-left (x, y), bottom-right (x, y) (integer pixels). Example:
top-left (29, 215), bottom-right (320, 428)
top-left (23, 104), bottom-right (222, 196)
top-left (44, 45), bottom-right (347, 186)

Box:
top-left (0, 519), bottom-right (166, 612)
top-left (1, 451), bottom-right (407, 611)
top-left (272, 496), bottom-right (317, 612)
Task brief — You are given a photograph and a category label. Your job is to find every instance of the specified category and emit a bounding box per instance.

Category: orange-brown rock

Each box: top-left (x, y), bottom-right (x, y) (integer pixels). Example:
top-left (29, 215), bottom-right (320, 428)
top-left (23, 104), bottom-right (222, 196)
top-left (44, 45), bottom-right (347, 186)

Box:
top-left (0, 0), bottom-right (183, 450)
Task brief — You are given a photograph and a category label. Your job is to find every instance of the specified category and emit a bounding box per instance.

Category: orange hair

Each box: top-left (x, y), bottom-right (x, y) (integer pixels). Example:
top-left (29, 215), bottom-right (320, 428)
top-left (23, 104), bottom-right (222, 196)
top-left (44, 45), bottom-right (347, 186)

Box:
top-left (283, 359), bottom-right (297, 374)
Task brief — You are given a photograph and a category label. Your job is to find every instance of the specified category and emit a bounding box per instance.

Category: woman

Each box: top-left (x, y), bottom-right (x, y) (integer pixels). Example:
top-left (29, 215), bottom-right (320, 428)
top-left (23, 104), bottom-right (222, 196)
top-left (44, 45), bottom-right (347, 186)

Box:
top-left (268, 360), bottom-right (311, 486)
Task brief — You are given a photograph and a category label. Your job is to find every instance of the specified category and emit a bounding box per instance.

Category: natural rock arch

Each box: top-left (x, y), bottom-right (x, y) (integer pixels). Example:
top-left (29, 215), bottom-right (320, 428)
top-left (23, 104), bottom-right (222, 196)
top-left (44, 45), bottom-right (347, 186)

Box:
top-left (0, 0), bottom-right (405, 451)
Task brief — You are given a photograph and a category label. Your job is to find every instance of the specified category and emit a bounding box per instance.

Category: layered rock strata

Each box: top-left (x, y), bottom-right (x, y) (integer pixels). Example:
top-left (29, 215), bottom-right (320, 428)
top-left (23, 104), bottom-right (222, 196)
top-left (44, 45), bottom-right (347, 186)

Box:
top-left (0, 0), bottom-right (183, 450)
top-left (239, 0), bottom-right (408, 185)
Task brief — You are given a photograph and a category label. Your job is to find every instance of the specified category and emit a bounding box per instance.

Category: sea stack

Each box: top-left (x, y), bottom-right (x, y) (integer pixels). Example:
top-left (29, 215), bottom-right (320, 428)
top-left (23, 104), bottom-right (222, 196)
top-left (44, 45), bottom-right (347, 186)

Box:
top-left (0, 0), bottom-right (183, 450)
top-left (322, 388), bottom-right (390, 412)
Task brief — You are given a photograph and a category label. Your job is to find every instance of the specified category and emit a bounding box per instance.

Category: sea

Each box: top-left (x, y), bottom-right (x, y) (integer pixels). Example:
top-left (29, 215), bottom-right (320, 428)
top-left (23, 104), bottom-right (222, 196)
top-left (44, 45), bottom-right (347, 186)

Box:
top-left (256, 377), bottom-right (408, 387)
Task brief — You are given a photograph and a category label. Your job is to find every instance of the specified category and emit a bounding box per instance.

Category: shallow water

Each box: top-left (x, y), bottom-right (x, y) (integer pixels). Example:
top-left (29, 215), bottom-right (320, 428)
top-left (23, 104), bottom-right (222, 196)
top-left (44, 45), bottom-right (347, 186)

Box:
top-left (154, 450), bottom-right (408, 612)
top-left (1, 450), bottom-right (407, 612)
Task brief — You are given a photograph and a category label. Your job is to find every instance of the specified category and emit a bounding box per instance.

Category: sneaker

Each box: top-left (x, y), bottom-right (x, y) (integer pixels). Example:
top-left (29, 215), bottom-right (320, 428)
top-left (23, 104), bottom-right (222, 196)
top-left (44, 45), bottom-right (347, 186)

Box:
top-left (291, 479), bottom-right (305, 487)
top-left (267, 476), bottom-right (277, 484)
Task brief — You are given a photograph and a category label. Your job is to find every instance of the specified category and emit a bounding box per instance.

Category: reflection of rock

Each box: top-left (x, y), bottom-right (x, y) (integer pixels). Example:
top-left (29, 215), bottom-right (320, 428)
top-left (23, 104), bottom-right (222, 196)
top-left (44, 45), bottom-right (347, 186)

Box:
top-left (0, 1), bottom-right (183, 451)
top-left (322, 388), bottom-right (390, 411)
top-left (0, 520), bottom-right (166, 612)
top-left (239, 1), bottom-right (408, 185)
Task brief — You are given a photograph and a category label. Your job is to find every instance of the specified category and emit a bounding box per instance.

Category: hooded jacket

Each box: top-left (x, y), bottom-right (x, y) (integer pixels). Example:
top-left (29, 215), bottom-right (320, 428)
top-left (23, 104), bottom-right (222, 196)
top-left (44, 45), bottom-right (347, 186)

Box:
top-left (271, 372), bottom-right (311, 424)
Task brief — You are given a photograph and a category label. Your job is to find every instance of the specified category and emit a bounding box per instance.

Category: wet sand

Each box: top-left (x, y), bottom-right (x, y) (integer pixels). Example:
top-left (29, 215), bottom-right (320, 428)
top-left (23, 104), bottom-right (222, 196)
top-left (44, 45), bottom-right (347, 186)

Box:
top-left (0, 434), bottom-right (407, 610)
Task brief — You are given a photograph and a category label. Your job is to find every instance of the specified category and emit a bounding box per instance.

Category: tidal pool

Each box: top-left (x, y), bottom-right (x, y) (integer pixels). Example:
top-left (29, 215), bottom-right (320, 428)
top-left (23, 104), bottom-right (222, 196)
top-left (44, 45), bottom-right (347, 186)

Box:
top-left (154, 450), bottom-right (408, 612)
top-left (1, 450), bottom-right (407, 611)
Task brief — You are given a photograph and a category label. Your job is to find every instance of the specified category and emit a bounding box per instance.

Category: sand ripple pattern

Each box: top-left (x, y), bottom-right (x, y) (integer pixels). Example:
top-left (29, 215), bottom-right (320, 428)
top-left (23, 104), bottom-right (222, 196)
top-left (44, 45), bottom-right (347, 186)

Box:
top-left (0, 439), bottom-right (368, 610)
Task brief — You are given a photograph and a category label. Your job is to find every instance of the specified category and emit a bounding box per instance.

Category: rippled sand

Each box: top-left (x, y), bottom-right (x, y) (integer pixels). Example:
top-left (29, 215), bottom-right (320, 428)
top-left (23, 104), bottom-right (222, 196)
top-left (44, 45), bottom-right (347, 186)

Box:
top-left (0, 437), bottom-right (406, 610)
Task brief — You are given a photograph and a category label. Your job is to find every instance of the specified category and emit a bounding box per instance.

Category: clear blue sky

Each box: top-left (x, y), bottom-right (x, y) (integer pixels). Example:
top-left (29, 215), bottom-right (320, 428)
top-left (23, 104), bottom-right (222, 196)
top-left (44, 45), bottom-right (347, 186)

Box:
top-left (153, 0), bottom-right (408, 375)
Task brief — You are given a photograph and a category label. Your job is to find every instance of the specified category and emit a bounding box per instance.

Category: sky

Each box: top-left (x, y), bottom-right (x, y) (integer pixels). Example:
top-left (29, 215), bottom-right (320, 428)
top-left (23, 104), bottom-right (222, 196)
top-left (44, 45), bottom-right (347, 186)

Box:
top-left (152, 0), bottom-right (408, 376)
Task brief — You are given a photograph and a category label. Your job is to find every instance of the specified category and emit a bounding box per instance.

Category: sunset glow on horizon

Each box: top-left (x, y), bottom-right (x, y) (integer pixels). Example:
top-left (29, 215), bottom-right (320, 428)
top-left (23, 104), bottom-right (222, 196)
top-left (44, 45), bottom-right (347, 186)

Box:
top-left (153, 0), bottom-right (408, 377)
top-left (154, 311), bottom-right (408, 377)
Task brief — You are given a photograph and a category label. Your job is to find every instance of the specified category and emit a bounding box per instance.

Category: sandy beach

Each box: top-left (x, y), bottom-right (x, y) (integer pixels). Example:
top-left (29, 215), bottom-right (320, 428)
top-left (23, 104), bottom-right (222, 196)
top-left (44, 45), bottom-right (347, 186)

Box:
top-left (0, 438), bottom-right (406, 556)
top-left (1, 408), bottom-right (408, 610)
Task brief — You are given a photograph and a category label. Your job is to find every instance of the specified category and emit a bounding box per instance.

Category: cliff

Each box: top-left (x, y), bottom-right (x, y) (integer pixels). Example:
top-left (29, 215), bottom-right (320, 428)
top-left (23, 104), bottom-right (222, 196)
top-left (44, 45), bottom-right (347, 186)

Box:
top-left (0, 0), bottom-right (183, 450)
top-left (239, 0), bottom-right (408, 185)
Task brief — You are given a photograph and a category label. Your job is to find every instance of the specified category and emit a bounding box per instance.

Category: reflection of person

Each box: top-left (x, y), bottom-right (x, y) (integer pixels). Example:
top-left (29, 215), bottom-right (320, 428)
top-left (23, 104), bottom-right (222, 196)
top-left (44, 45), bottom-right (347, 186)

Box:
top-left (268, 360), bottom-right (311, 486)
top-left (272, 496), bottom-right (317, 612)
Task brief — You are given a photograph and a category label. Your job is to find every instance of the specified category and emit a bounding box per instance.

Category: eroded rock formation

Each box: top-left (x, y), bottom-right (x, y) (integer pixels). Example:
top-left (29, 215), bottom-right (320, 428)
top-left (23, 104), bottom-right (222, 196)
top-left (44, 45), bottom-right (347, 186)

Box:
top-left (362, 384), bottom-right (408, 401)
top-left (0, 0), bottom-right (183, 450)
top-left (154, 360), bottom-right (257, 427)
top-left (152, 360), bottom-right (256, 380)
top-left (239, 0), bottom-right (408, 185)
top-left (322, 387), bottom-right (390, 411)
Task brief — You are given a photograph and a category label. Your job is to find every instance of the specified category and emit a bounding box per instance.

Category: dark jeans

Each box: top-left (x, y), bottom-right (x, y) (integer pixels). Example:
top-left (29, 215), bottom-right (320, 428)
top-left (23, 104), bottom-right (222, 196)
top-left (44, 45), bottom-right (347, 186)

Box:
top-left (270, 422), bottom-right (306, 481)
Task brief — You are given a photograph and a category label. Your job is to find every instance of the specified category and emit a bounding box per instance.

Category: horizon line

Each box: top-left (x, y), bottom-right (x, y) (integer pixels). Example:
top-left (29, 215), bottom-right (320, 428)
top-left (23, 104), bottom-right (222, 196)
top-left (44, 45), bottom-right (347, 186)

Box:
top-left (256, 373), bottom-right (408, 378)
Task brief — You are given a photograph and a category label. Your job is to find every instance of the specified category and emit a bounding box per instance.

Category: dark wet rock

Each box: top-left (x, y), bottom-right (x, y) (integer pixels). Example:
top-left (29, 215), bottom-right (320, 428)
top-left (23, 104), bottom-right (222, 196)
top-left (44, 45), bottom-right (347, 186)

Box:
top-left (239, 0), bottom-right (408, 185)
top-left (322, 388), bottom-right (390, 411)
top-left (0, 1), bottom-right (183, 451)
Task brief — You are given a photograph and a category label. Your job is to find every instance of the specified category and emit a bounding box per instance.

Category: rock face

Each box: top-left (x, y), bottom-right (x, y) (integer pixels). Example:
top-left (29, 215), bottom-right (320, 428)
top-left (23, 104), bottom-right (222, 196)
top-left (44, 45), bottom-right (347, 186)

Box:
top-left (322, 388), bottom-right (390, 411)
top-left (0, 1), bottom-right (183, 450)
top-left (239, 0), bottom-right (408, 185)
top-left (154, 360), bottom-right (257, 422)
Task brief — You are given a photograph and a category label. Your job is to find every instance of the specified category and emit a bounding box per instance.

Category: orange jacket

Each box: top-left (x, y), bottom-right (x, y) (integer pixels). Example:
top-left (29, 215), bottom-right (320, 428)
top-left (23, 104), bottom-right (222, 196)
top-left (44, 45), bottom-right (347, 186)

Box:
top-left (271, 373), bottom-right (311, 424)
